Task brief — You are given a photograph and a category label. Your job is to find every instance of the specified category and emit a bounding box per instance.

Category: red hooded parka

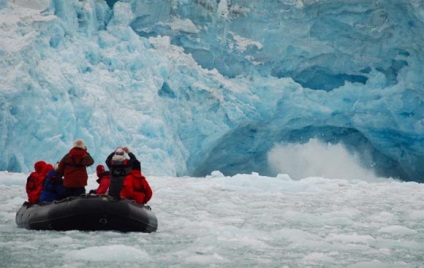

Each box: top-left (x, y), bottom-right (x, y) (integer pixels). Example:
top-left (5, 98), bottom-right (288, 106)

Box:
top-left (26, 162), bottom-right (53, 204)
top-left (120, 169), bottom-right (152, 204)
top-left (58, 147), bottom-right (94, 188)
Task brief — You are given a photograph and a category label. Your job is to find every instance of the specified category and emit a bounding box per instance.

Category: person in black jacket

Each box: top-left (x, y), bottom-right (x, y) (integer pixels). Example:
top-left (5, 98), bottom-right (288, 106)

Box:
top-left (105, 147), bottom-right (138, 199)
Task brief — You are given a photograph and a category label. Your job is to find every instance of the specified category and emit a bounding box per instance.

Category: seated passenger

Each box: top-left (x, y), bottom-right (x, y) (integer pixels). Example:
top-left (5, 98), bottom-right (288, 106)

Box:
top-left (120, 161), bottom-right (152, 204)
top-left (39, 164), bottom-right (65, 203)
top-left (26, 160), bottom-right (47, 204)
top-left (95, 164), bottom-right (111, 195)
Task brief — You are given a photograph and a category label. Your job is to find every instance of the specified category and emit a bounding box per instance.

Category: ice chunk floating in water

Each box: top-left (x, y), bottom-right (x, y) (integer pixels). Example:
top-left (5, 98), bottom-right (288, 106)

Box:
top-left (1, 171), bottom-right (424, 266)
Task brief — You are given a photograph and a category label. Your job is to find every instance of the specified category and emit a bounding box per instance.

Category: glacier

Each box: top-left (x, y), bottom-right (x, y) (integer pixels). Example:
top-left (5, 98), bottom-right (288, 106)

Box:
top-left (0, 0), bottom-right (423, 181)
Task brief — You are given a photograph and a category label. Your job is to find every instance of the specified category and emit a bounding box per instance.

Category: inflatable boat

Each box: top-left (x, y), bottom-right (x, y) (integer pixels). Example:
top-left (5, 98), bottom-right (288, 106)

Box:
top-left (15, 194), bottom-right (158, 233)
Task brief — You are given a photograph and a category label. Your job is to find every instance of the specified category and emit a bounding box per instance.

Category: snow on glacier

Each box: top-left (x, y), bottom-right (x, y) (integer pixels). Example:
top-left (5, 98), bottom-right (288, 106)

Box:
top-left (0, 0), bottom-right (423, 181)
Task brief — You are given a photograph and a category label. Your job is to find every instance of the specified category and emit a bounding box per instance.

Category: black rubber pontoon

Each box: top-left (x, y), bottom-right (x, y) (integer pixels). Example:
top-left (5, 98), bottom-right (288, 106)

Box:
top-left (15, 194), bottom-right (158, 233)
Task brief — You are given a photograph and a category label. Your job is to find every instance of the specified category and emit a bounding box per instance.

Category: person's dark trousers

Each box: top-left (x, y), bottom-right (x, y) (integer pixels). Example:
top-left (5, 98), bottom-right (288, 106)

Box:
top-left (108, 176), bottom-right (124, 200)
top-left (62, 187), bottom-right (85, 198)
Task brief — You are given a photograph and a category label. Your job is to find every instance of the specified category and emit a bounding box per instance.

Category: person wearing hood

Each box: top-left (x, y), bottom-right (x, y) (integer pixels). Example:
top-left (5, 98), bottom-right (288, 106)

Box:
top-left (105, 146), bottom-right (138, 199)
top-left (94, 164), bottom-right (111, 195)
top-left (58, 139), bottom-right (94, 198)
top-left (120, 160), bottom-right (152, 204)
top-left (26, 160), bottom-right (47, 204)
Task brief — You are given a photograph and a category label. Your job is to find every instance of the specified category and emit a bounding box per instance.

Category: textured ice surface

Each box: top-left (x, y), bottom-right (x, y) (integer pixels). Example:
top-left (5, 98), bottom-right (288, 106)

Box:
top-left (0, 0), bottom-right (423, 181)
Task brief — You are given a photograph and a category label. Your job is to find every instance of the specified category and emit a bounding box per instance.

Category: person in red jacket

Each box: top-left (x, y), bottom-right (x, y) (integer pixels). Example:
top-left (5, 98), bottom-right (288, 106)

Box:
top-left (58, 139), bottom-right (94, 198)
top-left (26, 160), bottom-right (47, 204)
top-left (120, 160), bottom-right (152, 204)
top-left (95, 164), bottom-right (110, 195)
top-left (27, 163), bottom-right (54, 204)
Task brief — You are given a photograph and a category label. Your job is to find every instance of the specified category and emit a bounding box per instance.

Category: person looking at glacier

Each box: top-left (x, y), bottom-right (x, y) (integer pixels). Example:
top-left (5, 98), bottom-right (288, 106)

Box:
top-left (120, 160), bottom-right (152, 204)
top-left (25, 160), bottom-right (47, 204)
top-left (39, 163), bottom-right (65, 203)
top-left (105, 147), bottom-right (138, 199)
top-left (92, 164), bottom-right (111, 195)
top-left (58, 139), bottom-right (94, 198)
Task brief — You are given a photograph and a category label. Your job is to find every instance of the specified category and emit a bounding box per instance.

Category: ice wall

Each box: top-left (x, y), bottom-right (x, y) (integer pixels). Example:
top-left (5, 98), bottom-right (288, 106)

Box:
top-left (0, 0), bottom-right (423, 181)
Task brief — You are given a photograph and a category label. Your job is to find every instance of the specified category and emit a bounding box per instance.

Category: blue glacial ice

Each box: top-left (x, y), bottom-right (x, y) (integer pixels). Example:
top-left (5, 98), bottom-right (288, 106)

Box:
top-left (0, 0), bottom-right (423, 181)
